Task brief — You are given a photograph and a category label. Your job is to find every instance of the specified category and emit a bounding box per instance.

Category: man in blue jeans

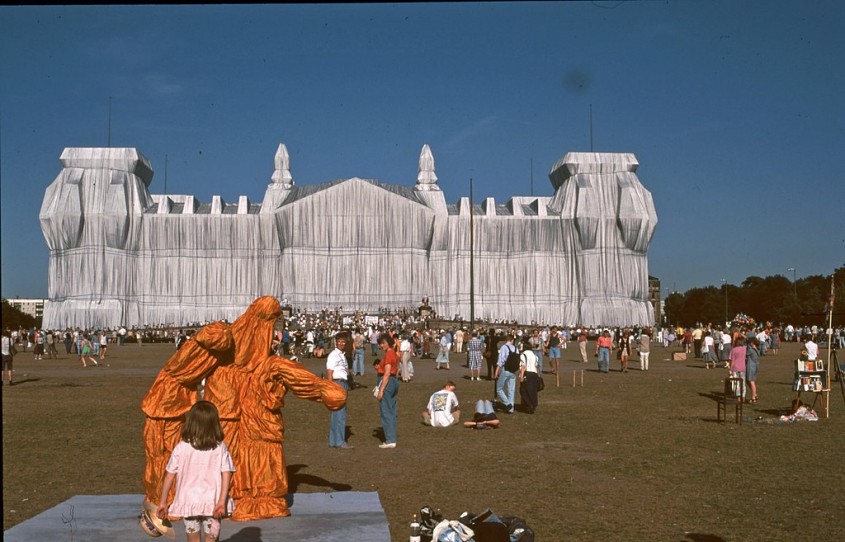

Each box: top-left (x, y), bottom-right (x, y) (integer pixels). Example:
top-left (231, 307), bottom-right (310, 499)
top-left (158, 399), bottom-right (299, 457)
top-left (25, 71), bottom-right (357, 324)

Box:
top-left (352, 329), bottom-right (366, 376)
top-left (326, 333), bottom-right (354, 449)
top-left (494, 335), bottom-right (517, 413)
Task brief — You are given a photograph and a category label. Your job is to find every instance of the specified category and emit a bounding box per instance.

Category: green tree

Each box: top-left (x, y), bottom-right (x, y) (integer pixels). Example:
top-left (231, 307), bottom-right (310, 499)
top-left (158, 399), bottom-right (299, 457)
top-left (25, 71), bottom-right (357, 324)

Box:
top-left (1, 300), bottom-right (39, 331)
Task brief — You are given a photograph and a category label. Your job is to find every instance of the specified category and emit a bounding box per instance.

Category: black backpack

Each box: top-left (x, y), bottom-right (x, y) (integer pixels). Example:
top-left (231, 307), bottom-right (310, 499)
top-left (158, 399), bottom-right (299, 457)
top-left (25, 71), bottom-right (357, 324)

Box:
top-left (504, 346), bottom-right (521, 372)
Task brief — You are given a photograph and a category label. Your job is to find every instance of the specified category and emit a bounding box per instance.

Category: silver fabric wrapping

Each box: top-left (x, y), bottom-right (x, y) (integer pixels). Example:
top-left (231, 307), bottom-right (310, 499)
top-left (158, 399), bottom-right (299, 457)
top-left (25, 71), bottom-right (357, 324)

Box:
top-left (40, 148), bottom-right (657, 328)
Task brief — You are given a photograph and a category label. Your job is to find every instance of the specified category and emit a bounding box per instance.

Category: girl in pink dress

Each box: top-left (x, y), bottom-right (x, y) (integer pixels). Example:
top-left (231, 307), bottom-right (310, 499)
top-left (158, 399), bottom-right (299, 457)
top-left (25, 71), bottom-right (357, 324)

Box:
top-left (157, 401), bottom-right (235, 542)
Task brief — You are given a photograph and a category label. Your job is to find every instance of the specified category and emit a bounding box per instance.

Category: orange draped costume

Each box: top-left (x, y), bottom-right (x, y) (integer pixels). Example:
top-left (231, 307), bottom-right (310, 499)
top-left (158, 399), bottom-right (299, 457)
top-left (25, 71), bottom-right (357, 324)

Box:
top-left (141, 296), bottom-right (346, 521)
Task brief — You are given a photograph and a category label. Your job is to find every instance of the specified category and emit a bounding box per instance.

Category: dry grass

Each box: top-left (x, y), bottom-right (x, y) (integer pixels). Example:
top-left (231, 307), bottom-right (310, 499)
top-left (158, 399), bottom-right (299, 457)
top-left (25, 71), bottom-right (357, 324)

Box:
top-left (3, 341), bottom-right (845, 540)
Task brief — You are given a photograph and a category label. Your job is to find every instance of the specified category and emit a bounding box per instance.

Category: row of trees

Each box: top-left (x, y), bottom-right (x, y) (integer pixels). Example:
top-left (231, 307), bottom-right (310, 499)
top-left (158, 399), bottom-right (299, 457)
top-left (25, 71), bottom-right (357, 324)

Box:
top-left (664, 265), bottom-right (844, 328)
top-left (1, 300), bottom-right (39, 331)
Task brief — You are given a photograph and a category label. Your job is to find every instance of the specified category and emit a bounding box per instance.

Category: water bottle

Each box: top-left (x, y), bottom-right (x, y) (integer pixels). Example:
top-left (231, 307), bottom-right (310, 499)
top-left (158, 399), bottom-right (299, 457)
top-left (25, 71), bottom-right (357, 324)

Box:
top-left (409, 513), bottom-right (421, 542)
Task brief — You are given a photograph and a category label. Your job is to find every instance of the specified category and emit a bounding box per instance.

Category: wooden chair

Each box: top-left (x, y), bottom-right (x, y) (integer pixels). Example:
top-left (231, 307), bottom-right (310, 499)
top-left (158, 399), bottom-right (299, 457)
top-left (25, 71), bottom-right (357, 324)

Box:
top-left (717, 376), bottom-right (745, 424)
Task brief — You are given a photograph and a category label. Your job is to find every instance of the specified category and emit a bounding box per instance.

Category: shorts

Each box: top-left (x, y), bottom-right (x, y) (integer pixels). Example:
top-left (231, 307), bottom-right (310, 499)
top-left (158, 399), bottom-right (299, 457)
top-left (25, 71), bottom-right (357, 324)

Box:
top-left (2, 354), bottom-right (12, 371)
top-left (548, 347), bottom-right (561, 359)
top-left (183, 516), bottom-right (220, 539)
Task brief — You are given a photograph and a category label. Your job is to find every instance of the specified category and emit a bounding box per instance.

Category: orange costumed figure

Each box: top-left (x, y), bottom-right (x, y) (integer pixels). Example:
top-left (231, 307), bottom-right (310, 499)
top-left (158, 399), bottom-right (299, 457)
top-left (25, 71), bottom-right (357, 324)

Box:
top-left (223, 354), bottom-right (346, 519)
top-left (141, 296), bottom-right (347, 526)
top-left (141, 321), bottom-right (235, 507)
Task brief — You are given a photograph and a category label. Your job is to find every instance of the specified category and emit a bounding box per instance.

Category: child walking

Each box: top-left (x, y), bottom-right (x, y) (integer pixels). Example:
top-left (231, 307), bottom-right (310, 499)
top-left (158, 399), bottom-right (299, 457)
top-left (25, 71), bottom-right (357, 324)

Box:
top-left (157, 401), bottom-right (235, 542)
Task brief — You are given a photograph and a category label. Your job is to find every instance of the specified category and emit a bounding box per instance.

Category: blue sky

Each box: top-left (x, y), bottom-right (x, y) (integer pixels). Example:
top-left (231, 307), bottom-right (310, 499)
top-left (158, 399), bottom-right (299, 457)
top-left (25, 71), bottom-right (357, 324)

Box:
top-left (2, 1), bottom-right (843, 299)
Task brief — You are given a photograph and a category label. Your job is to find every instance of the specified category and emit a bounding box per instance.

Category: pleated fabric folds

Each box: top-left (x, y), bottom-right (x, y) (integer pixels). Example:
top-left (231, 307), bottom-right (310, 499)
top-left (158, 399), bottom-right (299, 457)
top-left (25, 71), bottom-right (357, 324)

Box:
top-left (41, 148), bottom-right (657, 328)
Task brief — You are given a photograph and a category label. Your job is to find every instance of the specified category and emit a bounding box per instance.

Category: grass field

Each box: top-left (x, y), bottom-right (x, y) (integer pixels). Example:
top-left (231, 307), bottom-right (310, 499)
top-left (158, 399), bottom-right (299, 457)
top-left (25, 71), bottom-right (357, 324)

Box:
top-left (3, 339), bottom-right (844, 540)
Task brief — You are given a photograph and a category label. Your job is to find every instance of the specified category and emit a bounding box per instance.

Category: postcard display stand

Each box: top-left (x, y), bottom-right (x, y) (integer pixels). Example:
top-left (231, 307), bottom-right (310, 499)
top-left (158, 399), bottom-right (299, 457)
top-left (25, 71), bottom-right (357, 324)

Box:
top-left (793, 360), bottom-right (830, 418)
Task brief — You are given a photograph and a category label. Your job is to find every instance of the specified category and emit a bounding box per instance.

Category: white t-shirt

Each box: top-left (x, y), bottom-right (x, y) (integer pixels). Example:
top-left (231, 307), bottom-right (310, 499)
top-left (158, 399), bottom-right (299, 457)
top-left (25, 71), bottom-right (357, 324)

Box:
top-left (805, 341), bottom-right (818, 361)
top-left (400, 339), bottom-right (411, 353)
top-left (701, 336), bottom-right (714, 353)
top-left (326, 348), bottom-right (349, 381)
top-left (427, 389), bottom-right (459, 427)
top-left (1, 336), bottom-right (12, 356)
top-left (520, 350), bottom-right (539, 373)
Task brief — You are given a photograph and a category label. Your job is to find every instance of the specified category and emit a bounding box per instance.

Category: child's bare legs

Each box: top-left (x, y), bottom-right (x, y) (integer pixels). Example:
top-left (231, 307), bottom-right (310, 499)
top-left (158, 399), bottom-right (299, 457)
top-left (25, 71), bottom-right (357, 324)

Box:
top-left (184, 516), bottom-right (220, 542)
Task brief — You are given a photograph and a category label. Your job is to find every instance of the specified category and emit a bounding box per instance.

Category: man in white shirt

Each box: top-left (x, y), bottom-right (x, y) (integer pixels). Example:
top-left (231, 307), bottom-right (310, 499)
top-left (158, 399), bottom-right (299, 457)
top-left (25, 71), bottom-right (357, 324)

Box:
top-left (2, 330), bottom-right (16, 386)
top-left (399, 335), bottom-right (413, 382)
top-left (454, 328), bottom-right (464, 353)
top-left (326, 333), bottom-right (353, 449)
top-left (804, 336), bottom-right (819, 361)
top-left (422, 381), bottom-right (460, 427)
top-left (756, 330), bottom-right (769, 355)
top-left (720, 330), bottom-right (732, 367)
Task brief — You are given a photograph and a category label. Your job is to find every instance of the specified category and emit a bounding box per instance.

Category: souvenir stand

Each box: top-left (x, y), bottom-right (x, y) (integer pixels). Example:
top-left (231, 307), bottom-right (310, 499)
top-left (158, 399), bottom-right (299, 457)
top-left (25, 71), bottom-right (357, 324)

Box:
top-left (793, 275), bottom-right (842, 419)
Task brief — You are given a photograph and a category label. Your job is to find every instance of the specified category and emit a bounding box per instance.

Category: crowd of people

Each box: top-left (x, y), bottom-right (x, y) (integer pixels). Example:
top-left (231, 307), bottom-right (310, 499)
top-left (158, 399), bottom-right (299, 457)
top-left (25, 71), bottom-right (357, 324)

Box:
top-left (4, 316), bottom-right (841, 431)
top-left (7, 303), bottom-right (841, 541)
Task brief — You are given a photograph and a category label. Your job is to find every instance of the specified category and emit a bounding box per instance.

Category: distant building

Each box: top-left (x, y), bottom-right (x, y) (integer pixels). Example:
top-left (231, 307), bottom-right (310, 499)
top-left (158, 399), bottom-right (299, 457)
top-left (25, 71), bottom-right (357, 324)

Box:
top-left (5, 298), bottom-right (46, 320)
top-left (40, 145), bottom-right (658, 328)
top-left (648, 276), bottom-right (661, 327)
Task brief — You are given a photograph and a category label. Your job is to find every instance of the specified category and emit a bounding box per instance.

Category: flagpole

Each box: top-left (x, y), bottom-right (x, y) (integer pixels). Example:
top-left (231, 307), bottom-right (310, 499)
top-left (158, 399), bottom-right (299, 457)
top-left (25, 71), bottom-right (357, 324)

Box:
top-left (469, 178), bottom-right (475, 332)
top-left (826, 274), bottom-right (835, 392)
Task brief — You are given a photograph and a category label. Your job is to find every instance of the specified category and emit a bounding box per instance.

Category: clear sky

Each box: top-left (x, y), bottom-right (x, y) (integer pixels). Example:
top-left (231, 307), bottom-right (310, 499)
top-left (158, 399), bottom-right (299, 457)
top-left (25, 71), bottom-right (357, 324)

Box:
top-left (2, 2), bottom-right (843, 300)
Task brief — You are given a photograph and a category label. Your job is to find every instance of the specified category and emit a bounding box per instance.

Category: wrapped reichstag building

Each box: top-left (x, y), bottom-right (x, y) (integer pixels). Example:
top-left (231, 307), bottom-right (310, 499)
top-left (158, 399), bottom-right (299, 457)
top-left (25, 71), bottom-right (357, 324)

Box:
top-left (39, 144), bottom-right (657, 329)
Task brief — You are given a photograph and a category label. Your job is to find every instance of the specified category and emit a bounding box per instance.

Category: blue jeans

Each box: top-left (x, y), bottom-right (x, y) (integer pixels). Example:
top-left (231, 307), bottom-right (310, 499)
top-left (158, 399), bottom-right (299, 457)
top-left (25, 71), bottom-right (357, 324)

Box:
top-left (353, 348), bottom-right (366, 376)
top-left (496, 369), bottom-right (516, 410)
top-left (533, 349), bottom-right (544, 374)
top-left (475, 399), bottom-right (494, 415)
top-left (329, 379), bottom-right (349, 447)
top-left (370, 343), bottom-right (379, 356)
top-left (598, 347), bottom-right (610, 372)
top-left (379, 375), bottom-right (399, 444)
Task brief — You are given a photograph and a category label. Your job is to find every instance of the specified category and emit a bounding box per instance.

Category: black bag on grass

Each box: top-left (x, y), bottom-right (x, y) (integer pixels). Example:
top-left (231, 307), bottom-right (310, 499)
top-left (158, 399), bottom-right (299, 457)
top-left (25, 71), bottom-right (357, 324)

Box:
top-left (501, 516), bottom-right (535, 542)
top-left (470, 509), bottom-right (509, 542)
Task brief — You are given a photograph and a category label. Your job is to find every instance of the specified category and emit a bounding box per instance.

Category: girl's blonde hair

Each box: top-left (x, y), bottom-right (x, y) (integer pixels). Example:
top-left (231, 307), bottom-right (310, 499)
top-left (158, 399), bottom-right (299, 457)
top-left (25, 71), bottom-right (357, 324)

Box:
top-left (181, 401), bottom-right (225, 451)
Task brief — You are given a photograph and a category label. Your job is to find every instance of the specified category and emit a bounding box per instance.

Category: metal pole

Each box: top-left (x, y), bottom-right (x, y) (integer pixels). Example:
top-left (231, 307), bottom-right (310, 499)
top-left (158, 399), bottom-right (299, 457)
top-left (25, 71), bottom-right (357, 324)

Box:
top-left (469, 178), bottom-right (475, 333)
top-left (721, 279), bottom-right (727, 325)
top-left (788, 267), bottom-right (797, 296)
top-left (530, 158), bottom-right (534, 197)
top-left (107, 96), bottom-right (112, 147)
top-left (826, 275), bottom-right (835, 393)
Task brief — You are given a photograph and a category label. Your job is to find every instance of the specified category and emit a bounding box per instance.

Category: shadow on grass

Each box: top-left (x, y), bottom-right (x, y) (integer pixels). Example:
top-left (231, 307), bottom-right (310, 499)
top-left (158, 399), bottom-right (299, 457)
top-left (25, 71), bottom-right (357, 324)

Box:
top-left (286, 464), bottom-right (352, 493)
top-left (6, 378), bottom-right (41, 386)
top-left (697, 391), bottom-right (725, 402)
top-left (682, 534), bottom-right (726, 542)
top-left (222, 526), bottom-right (263, 542)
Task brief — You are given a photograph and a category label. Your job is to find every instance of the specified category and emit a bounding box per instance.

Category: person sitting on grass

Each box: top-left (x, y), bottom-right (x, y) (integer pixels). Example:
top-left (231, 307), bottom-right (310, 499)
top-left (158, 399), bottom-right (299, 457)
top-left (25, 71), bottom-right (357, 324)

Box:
top-left (422, 381), bottom-right (461, 427)
top-left (463, 399), bottom-right (500, 430)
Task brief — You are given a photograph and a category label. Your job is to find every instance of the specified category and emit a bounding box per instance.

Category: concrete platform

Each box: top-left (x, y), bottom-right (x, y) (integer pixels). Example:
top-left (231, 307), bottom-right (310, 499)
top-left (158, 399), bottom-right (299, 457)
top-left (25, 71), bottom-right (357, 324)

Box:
top-left (4, 492), bottom-right (390, 541)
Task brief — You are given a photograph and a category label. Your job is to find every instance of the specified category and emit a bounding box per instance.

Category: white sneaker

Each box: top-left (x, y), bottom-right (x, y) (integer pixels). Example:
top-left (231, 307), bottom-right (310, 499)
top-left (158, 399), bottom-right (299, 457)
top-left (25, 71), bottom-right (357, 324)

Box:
top-left (378, 442), bottom-right (396, 449)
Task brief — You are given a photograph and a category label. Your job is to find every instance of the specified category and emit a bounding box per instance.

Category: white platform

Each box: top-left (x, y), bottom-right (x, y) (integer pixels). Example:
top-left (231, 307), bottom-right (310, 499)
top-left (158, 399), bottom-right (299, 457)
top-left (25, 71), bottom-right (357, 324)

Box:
top-left (4, 492), bottom-right (390, 541)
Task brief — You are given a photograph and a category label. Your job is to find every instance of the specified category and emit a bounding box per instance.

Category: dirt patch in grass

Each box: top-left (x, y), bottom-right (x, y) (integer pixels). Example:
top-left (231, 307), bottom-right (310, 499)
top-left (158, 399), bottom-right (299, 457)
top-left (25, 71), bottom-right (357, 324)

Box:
top-left (3, 341), bottom-right (845, 540)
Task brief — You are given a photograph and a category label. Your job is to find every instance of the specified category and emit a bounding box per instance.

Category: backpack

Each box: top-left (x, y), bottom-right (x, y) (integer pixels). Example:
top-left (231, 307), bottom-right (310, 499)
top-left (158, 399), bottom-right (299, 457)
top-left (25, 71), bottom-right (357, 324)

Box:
top-left (504, 345), bottom-right (521, 373)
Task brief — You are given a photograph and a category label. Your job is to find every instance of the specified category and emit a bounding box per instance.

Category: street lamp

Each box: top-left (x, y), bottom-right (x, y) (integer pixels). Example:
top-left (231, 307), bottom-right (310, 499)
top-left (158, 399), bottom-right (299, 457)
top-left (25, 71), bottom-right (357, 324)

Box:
top-left (721, 278), bottom-right (728, 325)
top-left (787, 267), bottom-right (797, 296)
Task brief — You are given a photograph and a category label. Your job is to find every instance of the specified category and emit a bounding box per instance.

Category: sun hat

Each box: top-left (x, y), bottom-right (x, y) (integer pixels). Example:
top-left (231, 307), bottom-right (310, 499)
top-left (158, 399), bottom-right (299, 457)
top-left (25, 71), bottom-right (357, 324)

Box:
top-left (140, 500), bottom-right (175, 539)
